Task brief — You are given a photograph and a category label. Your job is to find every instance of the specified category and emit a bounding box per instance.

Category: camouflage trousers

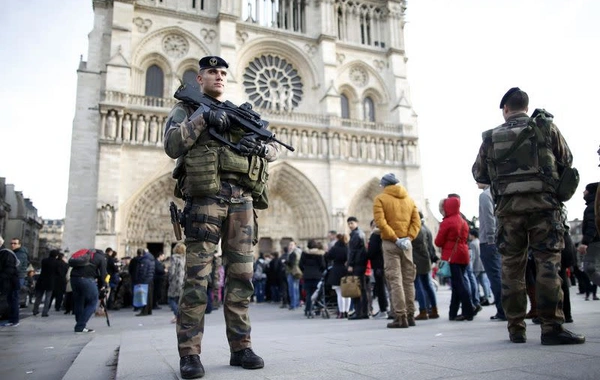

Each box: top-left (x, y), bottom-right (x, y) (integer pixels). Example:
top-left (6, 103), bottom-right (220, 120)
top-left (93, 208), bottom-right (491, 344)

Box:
top-left (177, 184), bottom-right (256, 357)
top-left (497, 209), bottom-right (565, 335)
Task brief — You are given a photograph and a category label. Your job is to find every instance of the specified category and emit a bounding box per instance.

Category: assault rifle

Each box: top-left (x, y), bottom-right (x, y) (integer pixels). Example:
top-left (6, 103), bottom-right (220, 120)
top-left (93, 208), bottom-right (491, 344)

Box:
top-left (173, 83), bottom-right (295, 152)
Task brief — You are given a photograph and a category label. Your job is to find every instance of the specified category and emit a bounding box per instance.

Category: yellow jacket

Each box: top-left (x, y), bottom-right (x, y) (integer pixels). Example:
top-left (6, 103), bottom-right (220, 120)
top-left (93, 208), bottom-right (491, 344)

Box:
top-left (373, 185), bottom-right (421, 241)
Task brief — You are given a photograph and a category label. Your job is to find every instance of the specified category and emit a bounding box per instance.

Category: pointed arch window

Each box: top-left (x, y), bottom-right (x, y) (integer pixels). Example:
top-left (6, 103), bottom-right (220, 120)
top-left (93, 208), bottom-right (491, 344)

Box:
top-left (183, 69), bottom-right (198, 89)
top-left (145, 65), bottom-right (164, 98)
top-left (341, 94), bottom-right (350, 119)
top-left (363, 97), bottom-right (375, 122)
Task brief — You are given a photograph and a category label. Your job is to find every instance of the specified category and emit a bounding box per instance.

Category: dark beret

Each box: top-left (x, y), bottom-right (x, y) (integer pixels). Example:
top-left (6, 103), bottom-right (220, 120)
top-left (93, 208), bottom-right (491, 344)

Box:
top-left (198, 56), bottom-right (229, 70)
top-left (499, 87), bottom-right (521, 109)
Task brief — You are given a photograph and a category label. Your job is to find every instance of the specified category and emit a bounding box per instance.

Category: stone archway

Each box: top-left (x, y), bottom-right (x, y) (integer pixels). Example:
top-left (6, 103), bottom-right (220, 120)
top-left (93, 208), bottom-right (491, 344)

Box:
top-left (257, 162), bottom-right (329, 251)
top-left (125, 163), bottom-right (329, 254)
top-left (347, 177), bottom-right (381, 230)
top-left (125, 173), bottom-right (182, 253)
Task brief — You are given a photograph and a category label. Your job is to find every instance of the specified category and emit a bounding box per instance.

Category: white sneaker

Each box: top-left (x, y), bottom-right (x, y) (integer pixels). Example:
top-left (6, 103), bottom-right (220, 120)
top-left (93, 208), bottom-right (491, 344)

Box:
top-left (1, 322), bottom-right (19, 327)
top-left (75, 328), bottom-right (95, 334)
top-left (376, 311), bottom-right (388, 319)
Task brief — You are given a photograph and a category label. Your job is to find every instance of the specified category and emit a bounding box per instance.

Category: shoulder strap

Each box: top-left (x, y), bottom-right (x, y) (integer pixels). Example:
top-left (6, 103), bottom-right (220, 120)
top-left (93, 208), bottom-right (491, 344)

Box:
top-left (491, 119), bottom-right (533, 163)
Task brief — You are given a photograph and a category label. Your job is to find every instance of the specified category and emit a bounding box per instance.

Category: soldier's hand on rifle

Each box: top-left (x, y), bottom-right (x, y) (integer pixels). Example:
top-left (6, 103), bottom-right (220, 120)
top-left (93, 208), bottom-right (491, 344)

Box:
top-left (203, 109), bottom-right (230, 134)
top-left (239, 134), bottom-right (266, 157)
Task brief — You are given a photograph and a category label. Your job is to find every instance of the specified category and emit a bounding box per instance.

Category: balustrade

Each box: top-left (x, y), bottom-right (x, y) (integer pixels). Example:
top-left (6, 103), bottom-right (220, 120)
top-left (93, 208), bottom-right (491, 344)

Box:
top-left (98, 91), bottom-right (418, 164)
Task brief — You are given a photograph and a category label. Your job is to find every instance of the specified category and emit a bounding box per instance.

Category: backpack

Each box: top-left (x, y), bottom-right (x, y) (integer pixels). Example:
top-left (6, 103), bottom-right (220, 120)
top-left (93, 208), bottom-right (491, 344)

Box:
top-left (68, 249), bottom-right (95, 267)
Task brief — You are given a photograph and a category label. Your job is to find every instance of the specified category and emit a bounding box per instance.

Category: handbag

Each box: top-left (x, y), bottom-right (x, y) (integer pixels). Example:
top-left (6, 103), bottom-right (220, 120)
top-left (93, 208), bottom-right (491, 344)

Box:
top-left (133, 283), bottom-right (149, 308)
top-left (437, 260), bottom-right (451, 278)
top-left (437, 223), bottom-right (465, 278)
top-left (340, 275), bottom-right (361, 298)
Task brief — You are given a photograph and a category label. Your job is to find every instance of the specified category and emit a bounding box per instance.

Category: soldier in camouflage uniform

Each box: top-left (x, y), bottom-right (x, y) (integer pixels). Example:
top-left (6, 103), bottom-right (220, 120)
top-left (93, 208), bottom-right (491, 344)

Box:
top-left (472, 87), bottom-right (585, 345)
top-left (164, 56), bottom-right (279, 379)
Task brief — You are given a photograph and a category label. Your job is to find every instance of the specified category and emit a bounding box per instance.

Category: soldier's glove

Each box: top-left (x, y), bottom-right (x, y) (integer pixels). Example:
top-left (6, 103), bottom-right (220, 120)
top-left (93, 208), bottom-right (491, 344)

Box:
top-left (204, 109), bottom-right (230, 134)
top-left (395, 237), bottom-right (411, 251)
top-left (188, 105), bottom-right (230, 133)
top-left (239, 134), bottom-right (266, 157)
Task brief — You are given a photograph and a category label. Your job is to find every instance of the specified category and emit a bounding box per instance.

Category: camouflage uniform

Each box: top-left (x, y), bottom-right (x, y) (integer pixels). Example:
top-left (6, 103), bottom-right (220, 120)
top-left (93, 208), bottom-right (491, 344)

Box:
top-left (472, 112), bottom-right (573, 337)
top-left (164, 100), bottom-right (279, 357)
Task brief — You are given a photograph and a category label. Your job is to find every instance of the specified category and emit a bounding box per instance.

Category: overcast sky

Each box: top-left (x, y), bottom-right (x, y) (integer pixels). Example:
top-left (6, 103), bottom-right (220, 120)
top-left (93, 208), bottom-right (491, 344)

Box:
top-left (0, 0), bottom-right (598, 224)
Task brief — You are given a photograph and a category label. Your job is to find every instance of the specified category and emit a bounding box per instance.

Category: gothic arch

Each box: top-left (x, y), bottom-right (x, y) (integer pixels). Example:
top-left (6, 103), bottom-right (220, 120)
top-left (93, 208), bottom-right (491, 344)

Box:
top-left (125, 173), bottom-right (181, 249)
top-left (347, 177), bottom-right (381, 228)
top-left (337, 60), bottom-right (390, 104)
top-left (175, 58), bottom-right (200, 82)
top-left (236, 37), bottom-right (319, 96)
top-left (257, 162), bottom-right (329, 243)
top-left (132, 26), bottom-right (210, 68)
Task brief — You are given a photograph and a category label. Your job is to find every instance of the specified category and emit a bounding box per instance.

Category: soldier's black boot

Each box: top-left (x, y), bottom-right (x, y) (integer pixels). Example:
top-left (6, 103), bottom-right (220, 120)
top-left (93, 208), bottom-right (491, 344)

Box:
top-left (230, 348), bottom-right (265, 369)
top-left (180, 355), bottom-right (205, 379)
top-left (541, 326), bottom-right (586, 345)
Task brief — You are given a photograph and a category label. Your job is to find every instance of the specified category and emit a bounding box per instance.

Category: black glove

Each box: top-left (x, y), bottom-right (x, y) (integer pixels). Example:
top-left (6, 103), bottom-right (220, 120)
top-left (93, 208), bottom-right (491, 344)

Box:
top-left (239, 134), bottom-right (266, 157)
top-left (203, 109), bottom-right (230, 134)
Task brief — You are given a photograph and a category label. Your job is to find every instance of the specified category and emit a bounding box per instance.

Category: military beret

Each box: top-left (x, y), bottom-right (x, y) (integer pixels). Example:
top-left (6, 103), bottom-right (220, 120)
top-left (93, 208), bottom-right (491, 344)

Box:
top-left (499, 87), bottom-right (521, 109)
top-left (198, 56), bottom-right (229, 70)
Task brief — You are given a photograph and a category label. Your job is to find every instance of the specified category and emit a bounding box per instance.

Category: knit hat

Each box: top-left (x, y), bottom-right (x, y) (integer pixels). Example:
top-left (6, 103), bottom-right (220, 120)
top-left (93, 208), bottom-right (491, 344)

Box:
top-left (585, 182), bottom-right (599, 195)
top-left (380, 173), bottom-right (399, 187)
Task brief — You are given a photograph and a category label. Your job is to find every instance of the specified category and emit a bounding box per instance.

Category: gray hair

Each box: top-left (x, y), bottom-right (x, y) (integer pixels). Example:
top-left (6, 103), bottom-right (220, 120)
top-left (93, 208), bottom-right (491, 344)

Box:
top-left (0, 235), bottom-right (4, 247)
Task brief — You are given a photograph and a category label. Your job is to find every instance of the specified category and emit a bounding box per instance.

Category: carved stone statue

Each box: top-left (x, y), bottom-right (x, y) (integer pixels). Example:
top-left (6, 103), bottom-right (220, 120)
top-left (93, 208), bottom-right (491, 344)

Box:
top-left (99, 205), bottom-right (113, 233)
top-left (122, 114), bottom-right (132, 141)
top-left (136, 115), bottom-right (146, 142)
top-left (149, 116), bottom-right (158, 143)
top-left (106, 110), bottom-right (117, 139)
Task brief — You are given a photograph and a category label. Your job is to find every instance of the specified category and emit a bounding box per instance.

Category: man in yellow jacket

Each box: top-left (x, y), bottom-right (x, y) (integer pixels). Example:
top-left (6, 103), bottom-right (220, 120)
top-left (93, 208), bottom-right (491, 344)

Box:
top-left (373, 173), bottom-right (421, 328)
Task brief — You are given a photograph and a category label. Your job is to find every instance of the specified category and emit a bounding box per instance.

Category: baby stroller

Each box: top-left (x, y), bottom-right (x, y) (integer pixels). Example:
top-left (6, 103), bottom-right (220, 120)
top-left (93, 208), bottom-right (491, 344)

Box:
top-left (309, 266), bottom-right (333, 319)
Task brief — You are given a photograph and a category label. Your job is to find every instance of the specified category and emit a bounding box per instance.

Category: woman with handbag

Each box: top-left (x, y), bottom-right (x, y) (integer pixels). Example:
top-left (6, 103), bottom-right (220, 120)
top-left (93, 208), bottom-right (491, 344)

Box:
top-left (435, 197), bottom-right (473, 321)
top-left (325, 234), bottom-right (351, 318)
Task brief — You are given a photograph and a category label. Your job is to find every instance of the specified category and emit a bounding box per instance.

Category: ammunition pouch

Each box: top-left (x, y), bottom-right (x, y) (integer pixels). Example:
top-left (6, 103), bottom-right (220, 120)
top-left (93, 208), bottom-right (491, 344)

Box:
top-left (556, 166), bottom-right (579, 202)
top-left (183, 145), bottom-right (221, 197)
top-left (179, 143), bottom-right (269, 208)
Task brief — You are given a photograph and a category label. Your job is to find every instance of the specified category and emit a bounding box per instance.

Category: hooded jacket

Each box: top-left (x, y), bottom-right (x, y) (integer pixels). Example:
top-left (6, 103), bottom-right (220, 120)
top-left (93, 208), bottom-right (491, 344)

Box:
top-left (373, 184), bottom-right (421, 241)
top-left (434, 197), bottom-right (470, 265)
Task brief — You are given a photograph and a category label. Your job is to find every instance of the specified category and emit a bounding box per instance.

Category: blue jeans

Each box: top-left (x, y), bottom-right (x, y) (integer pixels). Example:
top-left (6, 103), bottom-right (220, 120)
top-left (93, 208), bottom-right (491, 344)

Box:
top-left (253, 278), bottom-right (266, 303)
top-left (414, 273), bottom-right (437, 310)
top-left (168, 296), bottom-right (179, 316)
top-left (479, 243), bottom-right (505, 318)
top-left (287, 274), bottom-right (300, 309)
top-left (476, 272), bottom-right (492, 299)
top-left (71, 277), bottom-right (99, 332)
top-left (464, 264), bottom-right (480, 307)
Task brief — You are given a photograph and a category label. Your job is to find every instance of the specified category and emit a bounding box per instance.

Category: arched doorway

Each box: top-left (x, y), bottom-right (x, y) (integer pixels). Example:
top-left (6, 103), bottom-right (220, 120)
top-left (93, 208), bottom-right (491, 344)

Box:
top-left (125, 173), bottom-right (182, 255)
top-left (347, 177), bottom-right (381, 233)
top-left (124, 163), bottom-right (329, 255)
top-left (256, 162), bottom-right (329, 252)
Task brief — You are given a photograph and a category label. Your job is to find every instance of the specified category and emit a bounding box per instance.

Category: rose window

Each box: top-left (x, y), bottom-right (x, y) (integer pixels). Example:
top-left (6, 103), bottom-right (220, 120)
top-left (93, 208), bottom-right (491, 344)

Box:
top-left (243, 55), bottom-right (303, 112)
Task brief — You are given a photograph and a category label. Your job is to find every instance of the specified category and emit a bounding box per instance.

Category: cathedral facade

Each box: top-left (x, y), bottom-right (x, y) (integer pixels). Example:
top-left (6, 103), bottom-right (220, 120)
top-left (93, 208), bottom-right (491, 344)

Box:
top-left (64, 0), bottom-right (426, 256)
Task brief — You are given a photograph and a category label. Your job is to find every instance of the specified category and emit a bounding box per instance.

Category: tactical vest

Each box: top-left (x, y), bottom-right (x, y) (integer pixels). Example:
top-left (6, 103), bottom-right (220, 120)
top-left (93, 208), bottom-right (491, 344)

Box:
top-left (180, 124), bottom-right (269, 203)
top-left (486, 112), bottom-right (558, 198)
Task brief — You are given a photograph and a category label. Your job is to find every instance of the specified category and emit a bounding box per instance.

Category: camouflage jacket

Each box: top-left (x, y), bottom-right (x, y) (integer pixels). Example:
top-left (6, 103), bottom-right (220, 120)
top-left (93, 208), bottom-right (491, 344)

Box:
top-left (472, 112), bottom-right (573, 216)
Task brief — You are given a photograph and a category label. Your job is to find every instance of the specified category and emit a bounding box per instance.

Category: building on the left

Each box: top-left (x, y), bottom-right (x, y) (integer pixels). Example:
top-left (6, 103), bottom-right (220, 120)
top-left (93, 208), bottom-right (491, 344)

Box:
top-left (0, 177), bottom-right (44, 262)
